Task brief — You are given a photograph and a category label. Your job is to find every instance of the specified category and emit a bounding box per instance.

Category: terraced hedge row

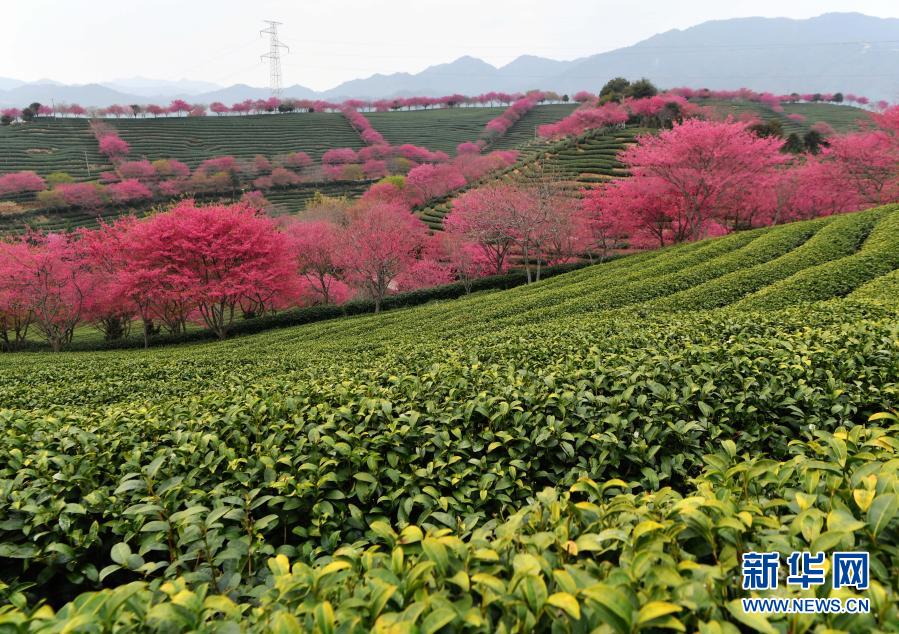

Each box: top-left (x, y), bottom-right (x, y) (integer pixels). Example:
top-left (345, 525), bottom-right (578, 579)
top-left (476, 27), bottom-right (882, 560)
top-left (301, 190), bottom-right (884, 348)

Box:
top-left (653, 211), bottom-right (877, 310)
top-left (851, 268), bottom-right (899, 305)
top-left (736, 208), bottom-right (899, 310)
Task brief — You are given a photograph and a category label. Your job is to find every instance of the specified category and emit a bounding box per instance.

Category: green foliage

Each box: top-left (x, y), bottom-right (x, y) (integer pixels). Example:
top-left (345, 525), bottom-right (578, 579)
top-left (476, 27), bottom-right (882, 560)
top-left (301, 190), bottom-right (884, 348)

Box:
top-left (45, 171), bottom-right (76, 186)
top-left (600, 76), bottom-right (630, 98)
top-left (3, 422), bottom-right (898, 631)
top-left (747, 118), bottom-right (785, 139)
top-left (653, 210), bottom-right (880, 310)
top-left (377, 174), bottom-right (407, 189)
top-left (782, 132), bottom-right (806, 154)
top-left (626, 78), bottom-right (658, 100)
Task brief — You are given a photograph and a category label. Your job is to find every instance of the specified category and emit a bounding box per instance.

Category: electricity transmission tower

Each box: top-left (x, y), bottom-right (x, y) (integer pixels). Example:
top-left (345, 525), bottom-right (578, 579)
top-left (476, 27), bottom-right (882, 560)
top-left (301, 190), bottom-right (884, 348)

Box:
top-left (260, 20), bottom-right (289, 97)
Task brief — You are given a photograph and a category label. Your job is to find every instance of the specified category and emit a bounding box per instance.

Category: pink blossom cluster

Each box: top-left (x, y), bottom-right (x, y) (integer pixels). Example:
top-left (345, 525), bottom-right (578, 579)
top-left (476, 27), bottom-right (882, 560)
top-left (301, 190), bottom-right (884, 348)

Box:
top-left (357, 150), bottom-right (518, 208)
top-left (0, 171), bottom-right (47, 197)
top-left (340, 107), bottom-right (387, 146)
top-left (0, 196), bottom-right (541, 351)
top-left (320, 142), bottom-right (451, 181)
top-left (538, 102), bottom-right (631, 139)
top-left (581, 108), bottom-right (899, 248)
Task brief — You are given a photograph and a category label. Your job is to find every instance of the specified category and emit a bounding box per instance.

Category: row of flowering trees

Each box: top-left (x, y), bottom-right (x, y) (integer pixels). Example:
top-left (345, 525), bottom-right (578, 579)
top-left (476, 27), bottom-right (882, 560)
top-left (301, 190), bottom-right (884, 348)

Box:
top-left (0, 144), bottom-right (517, 212)
top-left (538, 93), bottom-right (709, 138)
top-left (668, 87), bottom-right (885, 110)
top-left (0, 151), bottom-right (319, 209)
top-left (1, 87), bottom-right (885, 125)
top-left (0, 181), bottom-right (593, 351)
top-left (2, 92), bottom-right (573, 124)
top-left (478, 94), bottom-right (541, 145)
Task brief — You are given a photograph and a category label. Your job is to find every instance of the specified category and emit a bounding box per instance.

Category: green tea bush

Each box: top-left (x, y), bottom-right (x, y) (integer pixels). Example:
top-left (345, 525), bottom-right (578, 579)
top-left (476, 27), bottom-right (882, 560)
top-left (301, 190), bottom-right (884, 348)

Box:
top-left (2, 420), bottom-right (897, 632)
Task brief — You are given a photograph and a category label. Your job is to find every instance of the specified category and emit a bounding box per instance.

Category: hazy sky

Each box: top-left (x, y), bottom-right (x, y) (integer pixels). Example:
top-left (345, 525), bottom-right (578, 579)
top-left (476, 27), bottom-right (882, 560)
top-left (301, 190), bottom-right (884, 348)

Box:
top-left (2, 0), bottom-right (898, 90)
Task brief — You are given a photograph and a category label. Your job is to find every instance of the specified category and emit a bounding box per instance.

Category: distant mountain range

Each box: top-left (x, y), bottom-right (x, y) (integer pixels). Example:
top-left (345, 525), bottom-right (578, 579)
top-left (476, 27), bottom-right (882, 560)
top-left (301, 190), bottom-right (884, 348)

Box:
top-left (2, 12), bottom-right (898, 108)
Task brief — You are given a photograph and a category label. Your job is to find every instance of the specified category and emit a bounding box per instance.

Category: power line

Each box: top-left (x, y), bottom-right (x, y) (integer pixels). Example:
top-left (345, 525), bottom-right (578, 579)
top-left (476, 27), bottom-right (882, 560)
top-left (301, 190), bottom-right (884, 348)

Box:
top-left (260, 21), bottom-right (289, 97)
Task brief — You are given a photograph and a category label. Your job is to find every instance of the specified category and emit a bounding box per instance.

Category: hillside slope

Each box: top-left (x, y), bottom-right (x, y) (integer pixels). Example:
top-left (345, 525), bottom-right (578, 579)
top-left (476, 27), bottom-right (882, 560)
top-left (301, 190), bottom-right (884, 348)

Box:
top-left (1, 206), bottom-right (898, 630)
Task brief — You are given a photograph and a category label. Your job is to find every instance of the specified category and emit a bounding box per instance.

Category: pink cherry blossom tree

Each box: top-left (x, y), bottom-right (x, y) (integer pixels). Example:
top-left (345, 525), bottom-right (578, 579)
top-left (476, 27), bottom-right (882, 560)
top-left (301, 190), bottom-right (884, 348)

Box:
top-left (338, 202), bottom-right (430, 312)
top-left (0, 171), bottom-right (47, 197)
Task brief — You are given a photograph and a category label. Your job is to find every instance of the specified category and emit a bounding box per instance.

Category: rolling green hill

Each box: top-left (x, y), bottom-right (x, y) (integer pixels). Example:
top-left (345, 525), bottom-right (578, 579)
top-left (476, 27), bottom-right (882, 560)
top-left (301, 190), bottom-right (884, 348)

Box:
top-left (0, 118), bottom-right (110, 181)
top-left (114, 112), bottom-right (365, 167)
top-left (1, 205), bottom-right (898, 630)
top-left (365, 107), bottom-right (506, 154)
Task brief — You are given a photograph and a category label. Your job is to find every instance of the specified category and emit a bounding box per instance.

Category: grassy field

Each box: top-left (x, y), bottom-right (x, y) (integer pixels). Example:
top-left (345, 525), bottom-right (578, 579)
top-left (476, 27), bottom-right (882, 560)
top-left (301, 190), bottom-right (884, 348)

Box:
top-left (1, 205), bottom-right (898, 631)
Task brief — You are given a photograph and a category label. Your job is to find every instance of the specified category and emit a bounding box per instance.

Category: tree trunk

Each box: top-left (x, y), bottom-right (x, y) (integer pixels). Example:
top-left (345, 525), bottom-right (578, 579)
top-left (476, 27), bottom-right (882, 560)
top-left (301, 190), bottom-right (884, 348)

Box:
top-left (522, 244), bottom-right (532, 283)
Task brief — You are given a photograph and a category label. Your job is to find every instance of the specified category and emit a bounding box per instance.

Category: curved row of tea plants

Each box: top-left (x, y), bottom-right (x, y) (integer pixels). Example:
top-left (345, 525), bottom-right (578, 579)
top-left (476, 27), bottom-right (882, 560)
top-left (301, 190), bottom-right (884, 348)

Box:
top-left (653, 211), bottom-right (879, 310)
top-left (734, 208), bottom-right (899, 310)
